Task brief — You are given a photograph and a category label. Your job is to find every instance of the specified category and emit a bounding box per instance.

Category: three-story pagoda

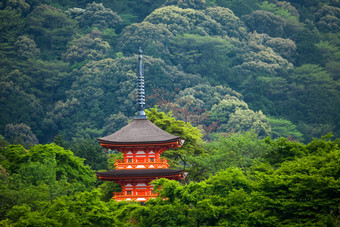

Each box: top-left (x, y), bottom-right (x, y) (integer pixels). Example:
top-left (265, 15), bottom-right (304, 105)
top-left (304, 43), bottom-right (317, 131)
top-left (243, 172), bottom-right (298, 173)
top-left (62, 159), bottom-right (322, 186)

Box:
top-left (95, 48), bottom-right (185, 202)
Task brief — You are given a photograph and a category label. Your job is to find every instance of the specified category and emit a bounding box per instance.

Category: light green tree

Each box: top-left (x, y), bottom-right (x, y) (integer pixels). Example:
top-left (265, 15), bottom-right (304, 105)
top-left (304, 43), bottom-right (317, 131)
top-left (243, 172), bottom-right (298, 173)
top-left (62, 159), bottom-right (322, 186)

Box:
top-left (221, 108), bottom-right (271, 137)
top-left (63, 31), bottom-right (110, 63)
top-left (79, 2), bottom-right (122, 30)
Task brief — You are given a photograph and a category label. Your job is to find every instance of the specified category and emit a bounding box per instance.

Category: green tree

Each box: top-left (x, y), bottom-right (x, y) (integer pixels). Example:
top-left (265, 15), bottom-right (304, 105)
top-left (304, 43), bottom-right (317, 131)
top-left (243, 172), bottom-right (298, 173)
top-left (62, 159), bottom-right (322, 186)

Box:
top-left (4, 0), bottom-right (30, 15)
top-left (0, 143), bottom-right (96, 220)
top-left (169, 33), bottom-right (233, 84)
top-left (243, 9), bottom-right (303, 38)
top-left (14, 35), bottom-right (40, 59)
top-left (0, 80), bottom-right (43, 136)
top-left (283, 64), bottom-right (339, 140)
top-left (233, 34), bottom-right (293, 77)
top-left (132, 136), bottom-right (340, 226)
top-left (144, 6), bottom-right (220, 35)
top-left (209, 95), bottom-right (248, 123)
top-left (70, 138), bottom-right (107, 171)
top-left (264, 36), bottom-right (296, 61)
top-left (207, 0), bottom-right (261, 16)
top-left (221, 109), bottom-right (271, 138)
top-left (268, 117), bottom-right (303, 141)
top-left (263, 137), bottom-right (306, 166)
top-left (146, 107), bottom-right (204, 178)
top-left (26, 4), bottom-right (76, 58)
top-left (63, 31), bottom-right (110, 64)
top-left (255, 143), bottom-right (340, 225)
top-left (0, 8), bottom-right (24, 44)
top-left (2, 189), bottom-right (124, 226)
top-left (79, 2), bottom-right (122, 30)
top-left (1, 144), bottom-right (95, 187)
top-left (176, 84), bottom-right (243, 111)
top-left (205, 6), bottom-right (248, 39)
top-left (24, 58), bottom-right (70, 105)
top-left (192, 132), bottom-right (271, 178)
top-left (117, 21), bottom-right (174, 58)
top-left (102, 112), bottom-right (129, 136)
top-left (165, 0), bottom-right (206, 10)
top-left (315, 5), bottom-right (340, 32)
top-left (4, 123), bottom-right (38, 147)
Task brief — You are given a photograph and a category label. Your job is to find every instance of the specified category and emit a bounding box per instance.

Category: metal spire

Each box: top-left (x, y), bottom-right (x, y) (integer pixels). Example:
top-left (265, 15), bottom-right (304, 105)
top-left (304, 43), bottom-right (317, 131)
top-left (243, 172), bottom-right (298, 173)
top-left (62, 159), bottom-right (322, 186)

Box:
top-left (136, 47), bottom-right (147, 119)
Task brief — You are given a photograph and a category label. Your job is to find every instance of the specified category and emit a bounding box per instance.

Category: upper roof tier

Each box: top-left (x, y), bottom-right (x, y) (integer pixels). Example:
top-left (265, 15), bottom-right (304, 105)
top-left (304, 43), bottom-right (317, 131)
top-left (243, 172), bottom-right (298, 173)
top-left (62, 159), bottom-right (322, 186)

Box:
top-left (98, 118), bottom-right (183, 146)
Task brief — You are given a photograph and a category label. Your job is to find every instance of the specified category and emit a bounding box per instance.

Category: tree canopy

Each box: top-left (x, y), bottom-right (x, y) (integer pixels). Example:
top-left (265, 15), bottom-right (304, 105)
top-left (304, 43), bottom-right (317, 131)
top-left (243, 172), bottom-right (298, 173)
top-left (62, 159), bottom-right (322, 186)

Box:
top-left (0, 0), bottom-right (340, 225)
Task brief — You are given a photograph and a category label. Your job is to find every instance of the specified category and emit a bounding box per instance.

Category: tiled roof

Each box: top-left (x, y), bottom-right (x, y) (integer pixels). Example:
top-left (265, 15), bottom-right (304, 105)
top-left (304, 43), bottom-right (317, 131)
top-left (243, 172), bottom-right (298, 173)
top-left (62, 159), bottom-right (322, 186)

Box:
top-left (98, 119), bottom-right (181, 145)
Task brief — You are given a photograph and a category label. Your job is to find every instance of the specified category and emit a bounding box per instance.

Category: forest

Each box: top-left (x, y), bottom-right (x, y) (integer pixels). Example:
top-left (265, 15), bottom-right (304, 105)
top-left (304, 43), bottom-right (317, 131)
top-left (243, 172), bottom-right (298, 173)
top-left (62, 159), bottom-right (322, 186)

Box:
top-left (0, 0), bottom-right (339, 225)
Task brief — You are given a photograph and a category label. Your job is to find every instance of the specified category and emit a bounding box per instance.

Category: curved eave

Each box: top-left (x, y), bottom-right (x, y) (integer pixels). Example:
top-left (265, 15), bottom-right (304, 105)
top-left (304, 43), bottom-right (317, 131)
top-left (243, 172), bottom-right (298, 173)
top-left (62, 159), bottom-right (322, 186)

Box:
top-left (97, 174), bottom-right (183, 181)
top-left (98, 138), bottom-right (183, 149)
top-left (96, 169), bottom-right (186, 181)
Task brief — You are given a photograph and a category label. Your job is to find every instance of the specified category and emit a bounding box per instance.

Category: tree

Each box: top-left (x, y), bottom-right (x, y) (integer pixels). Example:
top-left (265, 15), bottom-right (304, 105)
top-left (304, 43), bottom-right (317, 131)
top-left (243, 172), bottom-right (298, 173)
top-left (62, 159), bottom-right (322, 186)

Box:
top-left (117, 21), bottom-right (174, 59)
top-left (0, 80), bottom-right (43, 137)
top-left (243, 10), bottom-right (286, 37)
top-left (79, 2), bottom-right (122, 30)
top-left (164, 0), bottom-right (206, 10)
top-left (233, 35), bottom-right (293, 77)
top-left (4, 123), bottom-right (38, 147)
top-left (0, 8), bottom-right (24, 44)
top-left (264, 36), bottom-right (296, 60)
top-left (193, 132), bottom-right (271, 177)
top-left (263, 136), bottom-right (306, 167)
top-left (209, 96), bottom-right (248, 124)
top-left (283, 64), bottom-right (339, 140)
top-left (221, 109), bottom-right (271, 138)
top-left (0, 143), bottom-right (97, 220)
top-left (63, 31), bottom-right (110, 63)
top-left (146, 107), bottom-right (204, 178)
top-left (102, 112), bottom-right (129, 136)
top-left (26, 4), bottom-right (76, 58)
top-left (176, 84), bottom-right (243, 111)
top-left (4, 0), bottom-right (30, 15)
top-left (205, 6), bottom-right (248, 39)
top-left (255, 141), bottom-right (340, 225)
top-left (144, 6), bottom-right (220, 35)
top-left (242, 6), bottom-right (303, 39)
top-left (70, 138), bottom-right (107, 171)
top-left (169, 33), bottom-right (233, 83)
top-left (42, 98), bottom-right (80, 141)
top-left (14, 35), bottom-right (40, 59)
top-left (208, 0), bottom-right (261, 16)
top-left (268, 117), bottom-right (303, 141)
top-left (315, 5), bottom-right (340, 33)
top-left (2, 189), bottom-right (124, 226)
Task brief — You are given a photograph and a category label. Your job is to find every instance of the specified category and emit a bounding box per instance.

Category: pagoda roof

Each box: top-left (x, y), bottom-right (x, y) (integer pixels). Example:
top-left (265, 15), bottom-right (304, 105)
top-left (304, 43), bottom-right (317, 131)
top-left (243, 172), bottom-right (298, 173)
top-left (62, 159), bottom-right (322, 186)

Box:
top-left (98, 119), bottom-right (182, 145)
top-left (96, 169), bottom-right (184, 180)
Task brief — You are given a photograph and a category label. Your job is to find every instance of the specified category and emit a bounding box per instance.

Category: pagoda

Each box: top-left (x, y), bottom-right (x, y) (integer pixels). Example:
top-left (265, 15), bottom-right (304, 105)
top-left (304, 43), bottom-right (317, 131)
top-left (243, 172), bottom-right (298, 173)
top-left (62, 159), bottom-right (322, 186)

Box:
top-left (96, 48), bottom-right (185, 202)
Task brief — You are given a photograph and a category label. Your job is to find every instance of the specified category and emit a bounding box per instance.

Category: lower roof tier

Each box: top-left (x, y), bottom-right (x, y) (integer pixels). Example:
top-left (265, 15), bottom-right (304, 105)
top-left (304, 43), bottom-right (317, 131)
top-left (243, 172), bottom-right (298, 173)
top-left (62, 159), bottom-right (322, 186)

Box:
top-left (96, 169), bottom-right (185, 181)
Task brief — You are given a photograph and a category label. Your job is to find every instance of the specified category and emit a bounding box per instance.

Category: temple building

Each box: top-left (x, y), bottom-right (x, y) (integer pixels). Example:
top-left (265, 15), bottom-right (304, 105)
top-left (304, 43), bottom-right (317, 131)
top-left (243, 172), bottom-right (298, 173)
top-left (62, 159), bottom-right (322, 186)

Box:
top-left (95, 48), bottom-right (185, 202)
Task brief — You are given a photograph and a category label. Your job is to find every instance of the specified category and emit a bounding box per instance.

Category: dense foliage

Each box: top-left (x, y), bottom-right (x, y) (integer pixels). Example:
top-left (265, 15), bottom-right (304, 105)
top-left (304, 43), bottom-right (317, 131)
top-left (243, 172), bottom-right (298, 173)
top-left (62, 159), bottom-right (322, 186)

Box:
top-left (1, 132), bottom-right (339, 225)
top-left (0, 0), bottom-right (339, 143)
top-left (1, 0), bottom-right (340, 225)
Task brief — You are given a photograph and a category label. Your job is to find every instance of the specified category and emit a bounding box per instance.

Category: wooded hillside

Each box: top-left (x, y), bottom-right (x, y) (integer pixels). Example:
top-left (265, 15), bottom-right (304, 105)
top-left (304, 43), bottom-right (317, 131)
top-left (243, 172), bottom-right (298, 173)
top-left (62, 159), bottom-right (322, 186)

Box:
top-left (1, 0), bottom-right (340, 225)
top-left (1, 0), bottom-right (339, 144)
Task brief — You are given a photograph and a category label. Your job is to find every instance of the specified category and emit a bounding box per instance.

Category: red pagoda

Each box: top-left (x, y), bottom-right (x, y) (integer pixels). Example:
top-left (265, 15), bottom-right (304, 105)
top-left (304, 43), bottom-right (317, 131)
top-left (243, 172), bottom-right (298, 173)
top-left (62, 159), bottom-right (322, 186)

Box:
top-left (96, 48), bottom-right (185, 202)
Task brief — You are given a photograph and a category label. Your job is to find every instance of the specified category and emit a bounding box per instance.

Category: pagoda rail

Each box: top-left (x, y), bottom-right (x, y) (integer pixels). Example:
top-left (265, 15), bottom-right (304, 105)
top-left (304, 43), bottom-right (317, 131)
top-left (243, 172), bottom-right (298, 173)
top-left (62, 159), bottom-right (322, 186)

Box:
top-left (115, 159), bottom-right (169, 169)
top-left (113, 192), bottom-right (159, 200)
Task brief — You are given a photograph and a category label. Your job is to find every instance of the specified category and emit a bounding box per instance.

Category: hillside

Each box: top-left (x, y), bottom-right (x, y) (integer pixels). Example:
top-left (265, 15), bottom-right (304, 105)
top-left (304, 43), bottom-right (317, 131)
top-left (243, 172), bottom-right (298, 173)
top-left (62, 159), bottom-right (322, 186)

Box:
top-left (1, 0), bottom-right (339, 144)
top-left (1, 0), bottom-right (340, 225)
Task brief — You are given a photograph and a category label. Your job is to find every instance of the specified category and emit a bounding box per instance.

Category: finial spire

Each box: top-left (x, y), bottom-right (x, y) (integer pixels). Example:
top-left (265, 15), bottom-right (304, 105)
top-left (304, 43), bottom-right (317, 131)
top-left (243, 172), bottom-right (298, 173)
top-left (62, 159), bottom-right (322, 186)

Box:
top-left (136, 47), bottom-right (147, 119)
